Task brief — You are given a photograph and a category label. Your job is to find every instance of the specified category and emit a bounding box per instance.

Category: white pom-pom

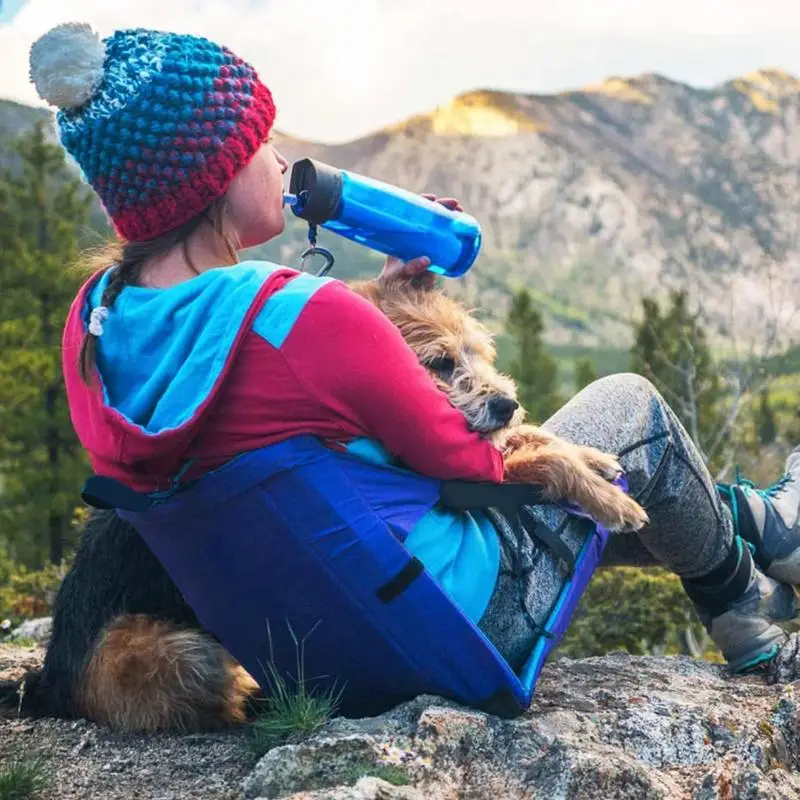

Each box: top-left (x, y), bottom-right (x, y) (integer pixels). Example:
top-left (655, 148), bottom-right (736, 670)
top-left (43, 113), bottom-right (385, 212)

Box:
top-left (29, 22), bottom-right (106, 110)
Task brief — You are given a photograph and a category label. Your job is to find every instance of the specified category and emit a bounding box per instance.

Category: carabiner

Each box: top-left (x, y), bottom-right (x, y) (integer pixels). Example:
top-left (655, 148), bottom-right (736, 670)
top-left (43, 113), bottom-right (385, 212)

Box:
top-left (301, 245), bottom-right (335, 277)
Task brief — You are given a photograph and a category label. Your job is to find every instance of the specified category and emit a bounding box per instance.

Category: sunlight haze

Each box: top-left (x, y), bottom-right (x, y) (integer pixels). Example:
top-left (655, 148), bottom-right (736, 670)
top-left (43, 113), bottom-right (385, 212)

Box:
top-left (1, 0), bottom-right (800, 142)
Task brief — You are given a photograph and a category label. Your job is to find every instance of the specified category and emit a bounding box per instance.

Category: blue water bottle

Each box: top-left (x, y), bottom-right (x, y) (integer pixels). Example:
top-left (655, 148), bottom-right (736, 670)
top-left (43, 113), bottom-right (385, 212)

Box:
top-left (285, 159), bottom-right (482, 278)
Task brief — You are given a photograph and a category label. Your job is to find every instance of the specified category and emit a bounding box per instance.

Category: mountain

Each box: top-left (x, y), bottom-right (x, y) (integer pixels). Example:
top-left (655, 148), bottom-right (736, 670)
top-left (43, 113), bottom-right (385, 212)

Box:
top-left (0, 98), bottom-right (49, 139)
top-left (6, 68), bottom-right (800, 347)
top-left (272, 69), bottom-right (800, 347)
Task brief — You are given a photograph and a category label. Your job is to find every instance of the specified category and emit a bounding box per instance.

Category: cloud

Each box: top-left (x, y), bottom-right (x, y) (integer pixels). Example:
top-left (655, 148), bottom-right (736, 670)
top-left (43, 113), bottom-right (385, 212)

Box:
top-left (2, 0), bottom-right (800, 142)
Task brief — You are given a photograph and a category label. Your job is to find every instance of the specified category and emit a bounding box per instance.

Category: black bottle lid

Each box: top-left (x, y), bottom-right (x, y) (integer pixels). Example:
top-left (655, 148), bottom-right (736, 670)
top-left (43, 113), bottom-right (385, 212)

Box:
top-left (289, 158), bottom-right (343, 225)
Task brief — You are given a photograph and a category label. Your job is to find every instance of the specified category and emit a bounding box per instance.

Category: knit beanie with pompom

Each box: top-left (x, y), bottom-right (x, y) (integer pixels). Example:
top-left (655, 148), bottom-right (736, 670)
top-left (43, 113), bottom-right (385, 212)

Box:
top-left (29, 23), bottom-right (276, 242)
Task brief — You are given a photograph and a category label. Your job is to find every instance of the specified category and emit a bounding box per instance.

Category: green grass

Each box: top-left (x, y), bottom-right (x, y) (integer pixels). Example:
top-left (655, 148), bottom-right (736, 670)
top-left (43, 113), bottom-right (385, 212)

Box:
top-left (5, 638), bottom-right (36, 649)
top-left (767, 374), bottom-right (800, 407)
top-left (0, 757), bottom-right (48, 800)
top-left (249, 622), bottom-right (343, 758)
top-left (340, 762), bottom-right (410, 787)
top-left (249, 679), bottom-right (342, 758)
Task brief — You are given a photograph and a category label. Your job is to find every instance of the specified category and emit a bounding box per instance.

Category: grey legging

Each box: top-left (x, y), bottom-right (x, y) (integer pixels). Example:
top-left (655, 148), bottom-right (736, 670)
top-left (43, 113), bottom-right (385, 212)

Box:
top-left (478, 372), bottom-right (735, 669)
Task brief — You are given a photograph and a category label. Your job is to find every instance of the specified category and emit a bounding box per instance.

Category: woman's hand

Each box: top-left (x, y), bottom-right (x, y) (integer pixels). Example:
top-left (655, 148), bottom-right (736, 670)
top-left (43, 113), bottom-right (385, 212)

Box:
top-left (379, 194), bottom-right (464, 289)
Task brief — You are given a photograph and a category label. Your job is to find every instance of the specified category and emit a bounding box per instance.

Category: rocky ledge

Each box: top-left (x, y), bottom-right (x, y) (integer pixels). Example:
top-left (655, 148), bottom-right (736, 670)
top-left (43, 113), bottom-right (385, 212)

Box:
top-left (3, 642), bottom-right (800, 799)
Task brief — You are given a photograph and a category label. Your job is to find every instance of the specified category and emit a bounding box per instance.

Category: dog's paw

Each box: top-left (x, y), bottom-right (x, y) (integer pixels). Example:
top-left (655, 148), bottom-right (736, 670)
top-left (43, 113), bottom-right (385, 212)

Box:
top-left (499, 424), bottom-right (555, 454)
top-left (580, 480), bottom-right (649, 533)
top-left (608, 495), bottom-right (649, 533)
top-left (576, 445), bottom-right (623, 482)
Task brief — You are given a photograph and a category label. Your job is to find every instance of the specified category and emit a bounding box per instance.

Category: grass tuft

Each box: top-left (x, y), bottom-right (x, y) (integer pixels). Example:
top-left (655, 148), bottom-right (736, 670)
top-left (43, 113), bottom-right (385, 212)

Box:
top-left (340, 761), bottom-right (411, 787)
top-left (5, 638), bottom-right (36, 649)
top-left (249, 620), bottom-right (343, 758)
top-left (0, 756), bottom-right (49, 800)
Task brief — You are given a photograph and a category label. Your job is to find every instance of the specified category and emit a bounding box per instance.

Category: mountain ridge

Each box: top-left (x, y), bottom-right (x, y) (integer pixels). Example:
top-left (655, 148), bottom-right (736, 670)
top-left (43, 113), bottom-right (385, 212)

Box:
top-left (278, 67), bottom-right (800, 144)
top-left (272, 65), bottom-right (800, 347)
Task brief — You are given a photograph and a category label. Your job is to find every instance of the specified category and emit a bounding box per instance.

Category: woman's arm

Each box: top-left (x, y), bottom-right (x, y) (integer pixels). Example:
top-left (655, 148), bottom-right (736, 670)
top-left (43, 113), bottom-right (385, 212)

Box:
top-left (280, 280), bottom-right (504, 482)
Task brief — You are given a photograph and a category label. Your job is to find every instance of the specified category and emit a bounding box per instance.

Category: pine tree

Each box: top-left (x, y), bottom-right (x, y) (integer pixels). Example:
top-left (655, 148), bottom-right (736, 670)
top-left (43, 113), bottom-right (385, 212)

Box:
top-left (0, 123), bottom-right (91, 567)
top-left (574, 357), bottom-right (598, 393)
top-left (630, 291), bottom-right (725, 464)
top-left (506, 288), bottom-right (561, 422)
top-left (757, 387), bottom-right (777, 446)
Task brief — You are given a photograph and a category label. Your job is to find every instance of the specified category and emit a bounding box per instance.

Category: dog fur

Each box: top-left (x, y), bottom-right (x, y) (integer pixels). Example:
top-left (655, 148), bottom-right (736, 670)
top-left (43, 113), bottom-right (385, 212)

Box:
top-left (1, 276), bottom-right (645, 732)
top-left (353, 278), bottom-right (647, 533)
top-left (80, 615), bottom-right (257, 732)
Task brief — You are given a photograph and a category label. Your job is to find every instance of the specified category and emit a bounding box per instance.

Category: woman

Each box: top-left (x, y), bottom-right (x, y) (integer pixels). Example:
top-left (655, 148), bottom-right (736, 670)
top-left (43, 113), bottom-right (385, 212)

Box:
top-left (31, 22), bottom-right (800, 679)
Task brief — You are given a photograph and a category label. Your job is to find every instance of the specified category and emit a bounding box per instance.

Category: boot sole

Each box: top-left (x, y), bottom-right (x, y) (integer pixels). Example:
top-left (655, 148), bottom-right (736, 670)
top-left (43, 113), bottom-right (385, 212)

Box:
top-left (727, 625), bottom-right (788, 673)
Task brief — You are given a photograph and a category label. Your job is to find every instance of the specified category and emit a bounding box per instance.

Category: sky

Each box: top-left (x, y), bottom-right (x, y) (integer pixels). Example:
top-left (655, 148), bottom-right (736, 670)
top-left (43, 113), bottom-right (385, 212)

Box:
top-left (2, 0), bottom-right (800, 143)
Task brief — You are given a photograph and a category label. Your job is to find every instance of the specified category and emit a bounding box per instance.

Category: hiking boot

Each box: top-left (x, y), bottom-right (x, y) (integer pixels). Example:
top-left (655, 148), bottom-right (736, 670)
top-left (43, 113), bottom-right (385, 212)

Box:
top-left (694, 561), bottom-right (797, 672)
top-left (717, 448), bottom-right (800, 585)
top-left (683, 538), bottom-right (798, 673)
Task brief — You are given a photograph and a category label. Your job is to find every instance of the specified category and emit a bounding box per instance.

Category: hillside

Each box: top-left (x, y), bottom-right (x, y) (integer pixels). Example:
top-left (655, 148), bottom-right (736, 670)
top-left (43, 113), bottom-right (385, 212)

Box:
top-left (271, 70), bottom-right (800, 346)
top-left (0, 98), bottom-right (49, 139)
top-left (6, 67), bottom-right (800, 346)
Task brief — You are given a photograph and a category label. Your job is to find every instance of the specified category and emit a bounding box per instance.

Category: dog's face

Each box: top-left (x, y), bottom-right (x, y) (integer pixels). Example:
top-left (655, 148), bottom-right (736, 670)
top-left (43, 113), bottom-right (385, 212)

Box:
top-left (353, 279), bottom-right (525, 442)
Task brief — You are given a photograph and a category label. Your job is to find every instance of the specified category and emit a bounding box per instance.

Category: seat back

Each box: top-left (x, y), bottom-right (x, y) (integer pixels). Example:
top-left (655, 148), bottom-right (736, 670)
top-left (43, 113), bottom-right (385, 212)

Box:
top-left (114, 436), bottom-right (529, 717)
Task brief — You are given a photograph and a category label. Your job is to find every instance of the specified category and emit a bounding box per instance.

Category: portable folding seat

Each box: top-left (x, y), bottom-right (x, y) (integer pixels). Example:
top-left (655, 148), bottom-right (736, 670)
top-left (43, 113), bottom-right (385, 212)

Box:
top-left (83, 434), bottom-right (619, 718)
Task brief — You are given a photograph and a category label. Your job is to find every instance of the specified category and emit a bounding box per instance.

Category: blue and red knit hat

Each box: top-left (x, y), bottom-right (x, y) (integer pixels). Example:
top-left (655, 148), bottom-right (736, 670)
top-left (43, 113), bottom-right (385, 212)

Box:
top-left (29, 23), bottom-right (276, 242)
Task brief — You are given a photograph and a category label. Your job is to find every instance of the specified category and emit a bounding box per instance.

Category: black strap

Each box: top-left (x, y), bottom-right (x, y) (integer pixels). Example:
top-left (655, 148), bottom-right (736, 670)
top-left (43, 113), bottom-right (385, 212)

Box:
top-left (376, 557), bottom-right (425, 603)
top-left (84, 475), bottom-right (550, 514)
top-left (441, 480), bottom-right (576, 574)
top-left (439, 481), bottom-right (548, 512)
top-left (80, 474), bottom-right (574, 572)
top-left (518, 509), bottom-right (575, 575)
top-left (681, 538), bottom-right (752, 617)
top-left (81, 475), bottom-right (153, 512)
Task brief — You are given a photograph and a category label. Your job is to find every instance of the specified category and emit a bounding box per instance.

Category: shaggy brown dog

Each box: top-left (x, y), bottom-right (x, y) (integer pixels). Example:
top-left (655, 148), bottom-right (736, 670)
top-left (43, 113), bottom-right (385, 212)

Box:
top-left (353, 277), bottom-right (647, 533)
top-left (9, 275), bottom-right (644, 733)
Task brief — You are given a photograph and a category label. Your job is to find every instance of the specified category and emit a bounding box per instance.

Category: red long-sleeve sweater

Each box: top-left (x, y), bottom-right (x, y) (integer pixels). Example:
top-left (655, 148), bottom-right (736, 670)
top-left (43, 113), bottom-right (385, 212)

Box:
top-left (63, 262), bottom-right (504, 492)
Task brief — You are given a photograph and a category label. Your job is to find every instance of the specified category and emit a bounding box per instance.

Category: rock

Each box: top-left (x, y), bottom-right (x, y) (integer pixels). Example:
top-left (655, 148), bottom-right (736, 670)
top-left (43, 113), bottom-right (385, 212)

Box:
top-left (243, 653), bottom-right (800, 800)
top-left (7, 642), bottom-right (800, 798)
top-left (260, 777), bottom-right (426, 800)
top-left (693, 757), bottom-right (800, 800)
top-left (8, 616), bottom-right (52, 644)
top-left (243, 734), bottom-right (383, 798)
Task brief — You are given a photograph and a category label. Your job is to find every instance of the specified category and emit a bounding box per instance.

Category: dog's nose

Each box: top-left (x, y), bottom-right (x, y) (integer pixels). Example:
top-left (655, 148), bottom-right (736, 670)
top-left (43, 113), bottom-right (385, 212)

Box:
top-left (488, 396), bottom-right (519, 424)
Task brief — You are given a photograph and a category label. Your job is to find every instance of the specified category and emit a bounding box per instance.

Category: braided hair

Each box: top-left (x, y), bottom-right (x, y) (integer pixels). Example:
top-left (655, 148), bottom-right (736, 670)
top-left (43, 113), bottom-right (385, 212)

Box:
top-left (78, 197), bottom-right (239, 385)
